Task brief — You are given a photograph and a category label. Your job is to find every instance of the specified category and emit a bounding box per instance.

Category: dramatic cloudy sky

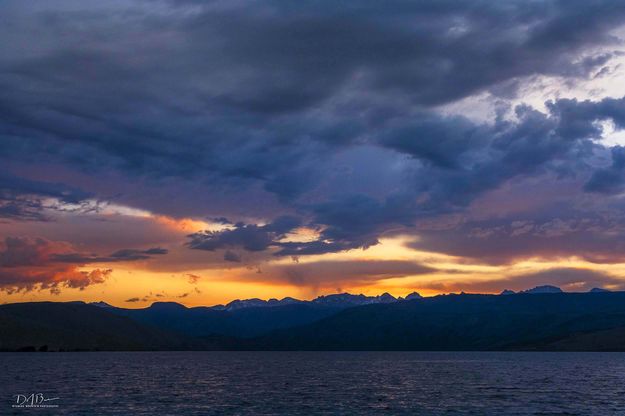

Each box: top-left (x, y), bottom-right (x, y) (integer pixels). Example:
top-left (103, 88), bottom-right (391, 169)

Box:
top-left (4, 0), bottom-right (625, 306)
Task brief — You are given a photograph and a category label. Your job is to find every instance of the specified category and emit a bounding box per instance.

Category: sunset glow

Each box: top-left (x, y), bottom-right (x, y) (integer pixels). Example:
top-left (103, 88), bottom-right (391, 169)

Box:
top-left (3, 1), bottom-right (625, 308)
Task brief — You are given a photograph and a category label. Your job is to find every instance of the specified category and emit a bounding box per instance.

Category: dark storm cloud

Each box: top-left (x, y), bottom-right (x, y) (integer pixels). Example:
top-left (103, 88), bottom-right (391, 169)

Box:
top-left (2, 0), bottom-right (624, 186)
top-left (184, 93), bottom-right (625, 258)
top-left (276, 194), bottom-right (418, 255)
top-left (584, 146), bottom-right (625, 193)
top-left (381, 115), bottom-right (490, 169)
top-left (50, 247), bottom-right (168, 263)
top-left (188, 195), bottom-right (418, 256)
top-left (187, 216), bottom-right (302, 252)
top-left (2, 0), bottom-right (625, 267)
top-left (0, 200), bottom-right (47, 222)
top-left (541, 96), bottom-right (625, 193)
top-left (0, 172), bottom-right (92, 221)
top-left (173, 0), bottom-right (625, 109)
top-left (0, 173), bottom-right (90, 204)
top-left (389, 95), bottom-right (625, 214)
top-left (547, 96), bottom-right (625, 140)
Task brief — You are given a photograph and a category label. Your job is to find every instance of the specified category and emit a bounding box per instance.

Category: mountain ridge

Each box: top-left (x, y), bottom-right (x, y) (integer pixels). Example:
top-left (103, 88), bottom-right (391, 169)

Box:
top-left (86, 284), bottom-right (613, 312)
top-left (242, 291), bottom-right (625, 350)
top-left (4, 289), bottom-right (625, 352)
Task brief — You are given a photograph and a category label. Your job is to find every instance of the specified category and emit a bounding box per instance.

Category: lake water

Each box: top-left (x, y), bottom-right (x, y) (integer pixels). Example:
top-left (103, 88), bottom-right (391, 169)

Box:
top-left (2, 351), bottom-right (625, 415)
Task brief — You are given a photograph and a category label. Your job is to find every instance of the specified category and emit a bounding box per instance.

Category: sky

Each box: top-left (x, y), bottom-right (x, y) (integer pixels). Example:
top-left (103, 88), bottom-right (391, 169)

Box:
top-left (4, 1), bottom-right (625, 307)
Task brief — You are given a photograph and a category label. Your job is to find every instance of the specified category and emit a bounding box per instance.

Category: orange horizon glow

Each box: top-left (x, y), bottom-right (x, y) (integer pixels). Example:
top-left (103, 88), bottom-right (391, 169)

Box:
top-left (2, 231), bottom-right (625, 308)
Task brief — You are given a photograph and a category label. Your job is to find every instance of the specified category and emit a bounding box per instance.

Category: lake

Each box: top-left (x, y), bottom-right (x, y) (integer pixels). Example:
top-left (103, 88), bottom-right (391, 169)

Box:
top-left (2, 351), bottom-right (624, 415)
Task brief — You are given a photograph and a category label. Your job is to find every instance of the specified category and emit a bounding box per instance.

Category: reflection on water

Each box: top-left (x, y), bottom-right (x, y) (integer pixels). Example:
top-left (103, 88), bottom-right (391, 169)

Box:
top-left (2, 351), bottom-right (625, 415)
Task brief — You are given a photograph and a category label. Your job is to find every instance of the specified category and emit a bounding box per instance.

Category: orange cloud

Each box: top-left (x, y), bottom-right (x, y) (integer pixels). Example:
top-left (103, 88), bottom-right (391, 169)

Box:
top-left (0, 236), bottom-right (160, 294)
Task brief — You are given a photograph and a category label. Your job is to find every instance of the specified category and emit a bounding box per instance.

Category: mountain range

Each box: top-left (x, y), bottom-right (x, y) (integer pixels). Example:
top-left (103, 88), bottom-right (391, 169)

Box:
top-left (3, 286), bottom-right (625, 351)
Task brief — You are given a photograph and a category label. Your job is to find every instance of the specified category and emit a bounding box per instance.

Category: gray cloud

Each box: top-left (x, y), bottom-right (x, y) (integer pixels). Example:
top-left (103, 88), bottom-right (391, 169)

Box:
top-left (0, 172), bottom-right (92, 221)
top-left (223, 250), bottom-right (242, 263)
top-left (410, 202), bottom-right (625, 264)
top-left (184, 93), bottom-right (625, 260)
top-left (2, 0), bottom-right (623, 188)
top-left (187, 216), bottom-right (302, 253)
top-left (585, 145), bottom-right (625, 193)
top-left (50, 247), bottom-right (168, 264)
top-left (242, 259), bottom-right (436, 288)
top-left (423, 268), bottom-right (624, 293)
top-left (2, 0), bottom-right (625, 269)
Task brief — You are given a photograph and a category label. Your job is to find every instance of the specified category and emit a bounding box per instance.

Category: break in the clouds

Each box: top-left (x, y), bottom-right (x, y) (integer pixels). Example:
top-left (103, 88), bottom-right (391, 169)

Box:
top-left (3, 0), bottom-right (625, 297)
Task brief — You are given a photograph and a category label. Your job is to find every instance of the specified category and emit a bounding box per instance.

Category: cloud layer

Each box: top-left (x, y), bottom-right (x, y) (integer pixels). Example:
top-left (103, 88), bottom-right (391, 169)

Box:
top-left (2, 1), bottom-right (625, 296)
top-left (0, 237), bottom-right (167, 294)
